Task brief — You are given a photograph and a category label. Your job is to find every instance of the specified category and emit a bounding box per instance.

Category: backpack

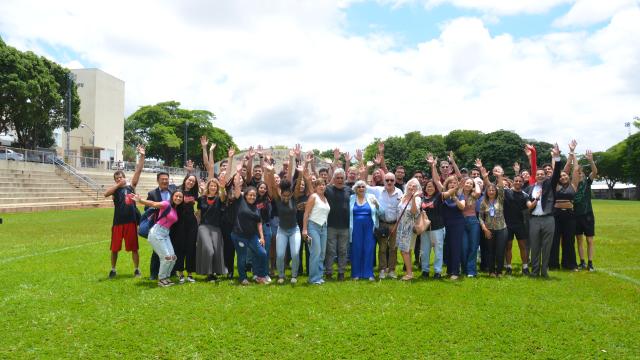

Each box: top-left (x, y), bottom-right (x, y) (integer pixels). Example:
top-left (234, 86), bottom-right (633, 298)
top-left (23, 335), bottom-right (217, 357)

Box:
top-left (138, 206), bottom-right (172, 238)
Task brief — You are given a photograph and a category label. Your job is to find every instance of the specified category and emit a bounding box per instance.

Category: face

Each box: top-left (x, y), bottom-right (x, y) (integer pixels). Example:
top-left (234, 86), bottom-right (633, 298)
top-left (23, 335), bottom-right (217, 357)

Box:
top-left (274, 174), bottom-right (281, 185)
top-left (172, 192), bottom-right (184, 204)
top-left (486, 186), bottom-right (497, 199)
top-left (245, 189), bottom-right (257, 204)
top-left (114, 173), bottom-right (125, 183)
top-left (425, 182), bottom-right (436, 196)
top-left (470, 170), bottom-right (480, 178)
top-left (333, 173), bottom-right (345, 187)
top-left (395, 169), bottom-right (405, 181)
top-left (347, 169), bottom-right (357, 181)
top-left (463, 179), bottom-right (474, 192)
top-left (447, 179), bottom-right (458, 190)
top-left (521, 170), bottom-right (530, 181)
top-left (544, 165), bottom-right (553, 177)
top-left (535, 170), bottom-right (546, 183)
top-left (281, 190), bottom-right (292, 202)
top-left (440, 162), bottom-right (450, 175)
top-left (384, 176), bottom-right (395, 189)
top-left (158, 174), bottom-right (169, 190)
top-left (373, 169), bottom-right (383, 182)
top-left (319, 171), bottom-right (329, 182)
top-left (185, 175), bottom-right (197, 190)
top-left (356, 183), bottom-right (366, 193)
top-left (253, 167), bottom-right (263, 180)
top-left (208, 181), bottom-right (218, 195)
top-left (258, 183), bottom-right (268, 196)
top-left (220, 162), bottom-right (228, 173)
top-left (241, 167), bottom-right (247, 177)
top-left (316, 183), bottom-right (326, 194)
top-left (413, 173), bottom-right (424, 184)
top-left (299, 181), bottom-right (306, 191)
top-left (559, 171), bottom-right (570, 184)
top-left (513, 176), bottom-right (523, 191)
top-left (406, 182), bottom-right (418, 193)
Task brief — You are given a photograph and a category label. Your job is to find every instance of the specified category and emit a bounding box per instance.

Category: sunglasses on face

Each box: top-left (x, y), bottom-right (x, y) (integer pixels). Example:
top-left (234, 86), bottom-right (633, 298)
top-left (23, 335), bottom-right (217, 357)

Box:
top-left (385, 179), bottom-right (395, 183)
top-left (356, 185), bottom-right (366, 189)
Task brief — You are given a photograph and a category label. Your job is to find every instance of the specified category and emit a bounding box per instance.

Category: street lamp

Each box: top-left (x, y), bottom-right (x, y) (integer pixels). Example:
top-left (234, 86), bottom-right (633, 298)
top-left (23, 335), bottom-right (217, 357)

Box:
top-left (184, 120), bottom-right (189, 165)
top-left (80, 122), bottom-right (95, 164)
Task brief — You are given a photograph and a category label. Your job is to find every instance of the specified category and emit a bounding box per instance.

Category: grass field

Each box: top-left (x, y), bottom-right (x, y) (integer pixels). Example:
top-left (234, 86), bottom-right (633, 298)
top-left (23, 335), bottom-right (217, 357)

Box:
top-left (1, 200), bottom-right (639, 359)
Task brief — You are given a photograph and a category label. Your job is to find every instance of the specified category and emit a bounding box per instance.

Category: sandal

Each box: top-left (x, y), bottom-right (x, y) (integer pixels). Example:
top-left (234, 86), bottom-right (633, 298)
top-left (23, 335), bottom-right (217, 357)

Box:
top-left (401, 274), bottom-right (413, 281)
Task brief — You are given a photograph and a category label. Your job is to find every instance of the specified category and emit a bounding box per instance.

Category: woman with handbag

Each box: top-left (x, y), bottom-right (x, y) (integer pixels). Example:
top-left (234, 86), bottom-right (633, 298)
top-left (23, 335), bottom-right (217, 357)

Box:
top-left (420, 155), bottom-right (446, 279)
top-left (394, 178), bottom-right (422, 281)
top-left (133, 190), bottom-right (184, 287)
top-left (349, 180), bottom-right (384, 281)
top-left (195, 176), bottom-right (228, 282)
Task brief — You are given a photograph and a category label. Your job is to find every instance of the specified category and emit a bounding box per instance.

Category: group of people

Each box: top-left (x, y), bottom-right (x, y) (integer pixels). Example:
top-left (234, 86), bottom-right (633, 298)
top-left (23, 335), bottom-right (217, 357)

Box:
top-left (106, 137), bottom-right (598, 287)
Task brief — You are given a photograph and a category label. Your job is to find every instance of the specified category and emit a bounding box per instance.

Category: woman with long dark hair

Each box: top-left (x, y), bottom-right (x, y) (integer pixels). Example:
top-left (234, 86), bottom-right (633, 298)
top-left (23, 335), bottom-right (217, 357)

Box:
top-left (133, 190), bottom-right (184, 287)
top-left (479, 166), bottom-right (508, 277)
top-left (441, 176), bottom-right (465, 280)
top-left (172, 173), bottom-right (200, 283)
top-left (421, 154), bottom-right (446, 279)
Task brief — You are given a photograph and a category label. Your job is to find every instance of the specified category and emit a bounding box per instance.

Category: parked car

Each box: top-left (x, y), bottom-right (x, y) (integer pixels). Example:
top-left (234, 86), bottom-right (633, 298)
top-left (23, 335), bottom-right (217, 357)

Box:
top-left (0, 133), bottom-right (14, 146)
top-left (0, 148), bottom-right (25, 161)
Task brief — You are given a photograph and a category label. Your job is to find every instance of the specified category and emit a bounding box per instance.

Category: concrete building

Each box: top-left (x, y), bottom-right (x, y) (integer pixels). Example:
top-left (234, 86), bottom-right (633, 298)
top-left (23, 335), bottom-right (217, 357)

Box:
top-left (55, 68), bottom-right (125, 163)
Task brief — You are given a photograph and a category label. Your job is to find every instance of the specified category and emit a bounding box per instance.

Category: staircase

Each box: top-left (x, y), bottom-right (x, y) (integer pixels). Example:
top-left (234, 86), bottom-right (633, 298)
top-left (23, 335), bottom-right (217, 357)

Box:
top-left (0, 161), bottom-right (112, 213)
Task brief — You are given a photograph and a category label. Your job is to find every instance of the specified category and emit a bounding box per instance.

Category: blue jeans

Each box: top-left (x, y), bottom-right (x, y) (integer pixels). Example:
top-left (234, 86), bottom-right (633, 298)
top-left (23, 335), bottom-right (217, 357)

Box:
top-left (147, 225), bottom-right (176, 280)
top-left (462, 216), bottom-right (481, 276)
top-left (307, 220), bottom-right (327, 283)
top-left (246, 223), bottom-right (271, 270)
top-left (420, 227), bottom-right (445, 274)
top-left (231, 232), bottom-right (267, 281)
top-left (276, 226), bottom-right (301, 278)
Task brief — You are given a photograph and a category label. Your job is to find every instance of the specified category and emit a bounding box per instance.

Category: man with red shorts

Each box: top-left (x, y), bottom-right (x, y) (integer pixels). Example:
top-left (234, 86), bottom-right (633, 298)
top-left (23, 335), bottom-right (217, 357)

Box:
top-left (104, 145), bottom-right (145, 278)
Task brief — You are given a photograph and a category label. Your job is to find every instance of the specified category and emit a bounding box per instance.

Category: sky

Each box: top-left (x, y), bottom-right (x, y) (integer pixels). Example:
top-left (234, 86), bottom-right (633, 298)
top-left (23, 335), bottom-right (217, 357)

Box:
top-left (1, 0), bottom-right (639, 153)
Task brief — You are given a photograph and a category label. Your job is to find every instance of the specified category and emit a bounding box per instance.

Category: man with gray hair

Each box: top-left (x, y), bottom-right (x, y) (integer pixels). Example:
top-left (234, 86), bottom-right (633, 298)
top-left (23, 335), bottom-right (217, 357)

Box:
top-left (366, 172), bottom-right (403, 279)
top-left (324, 168), bottom-right (354, 281)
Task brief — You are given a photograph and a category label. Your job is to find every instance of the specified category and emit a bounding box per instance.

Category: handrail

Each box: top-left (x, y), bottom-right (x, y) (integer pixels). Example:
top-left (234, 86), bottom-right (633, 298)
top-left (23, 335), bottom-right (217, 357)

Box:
top-left (54, 158), bottom-right (103, 198)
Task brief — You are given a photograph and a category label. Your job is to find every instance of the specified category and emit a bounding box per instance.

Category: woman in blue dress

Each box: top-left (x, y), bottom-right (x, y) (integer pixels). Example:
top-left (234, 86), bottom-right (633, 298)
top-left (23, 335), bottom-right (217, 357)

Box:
top-left (349, 180), bottom-right (383, 281)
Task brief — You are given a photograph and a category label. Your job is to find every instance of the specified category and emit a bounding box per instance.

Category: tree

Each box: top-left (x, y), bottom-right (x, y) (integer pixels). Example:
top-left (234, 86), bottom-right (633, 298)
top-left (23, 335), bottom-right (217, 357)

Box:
top-left (125, 101), bottom-right (236, 167)
top-left (0, 37), bottom-right (80, 148)
top-left (623, 132), bottom-right (640, 200)
top-left (594, 143), bottom-right (626, 199)
top-left (475, 130), bottom-right (525, 177)
top-left (444, 129), bottom-right (483, 168)
top-left (363, 132), bottom-right (446, 176)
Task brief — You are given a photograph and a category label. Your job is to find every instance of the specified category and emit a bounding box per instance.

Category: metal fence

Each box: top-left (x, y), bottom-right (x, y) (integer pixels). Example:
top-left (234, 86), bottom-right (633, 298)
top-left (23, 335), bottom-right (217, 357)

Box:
top-left (0, 146), bottom-right (57, 164)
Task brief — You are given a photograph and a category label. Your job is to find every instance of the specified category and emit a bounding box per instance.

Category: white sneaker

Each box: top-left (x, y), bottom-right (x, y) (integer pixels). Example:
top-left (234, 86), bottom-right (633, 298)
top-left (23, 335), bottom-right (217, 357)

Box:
top-left (379, 270), bottom-right (386, 279)
top-left (265, 275), bottom-right (272, 283)
top-left (277, 278), bottom-right (285, 284)
top-left (388, 271), bottom-right (397, 279)
top-left (290, 277), bottom-right (298, 284)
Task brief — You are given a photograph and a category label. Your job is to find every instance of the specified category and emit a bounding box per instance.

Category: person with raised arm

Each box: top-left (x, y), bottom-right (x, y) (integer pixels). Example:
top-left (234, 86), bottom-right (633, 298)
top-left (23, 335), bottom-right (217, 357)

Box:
top-left (220, 147), bottom-right (237, 278)
top-left (526, 143), bottom-right (562, 278)
top-left (195, 173), bottom-right (227, 282)
top-left (479, 165), bottom-right (508, 277)
top-left (549, 140), bottom-right (581, 271)
top-left (132, 189), bottom-right (184, 287)
top-left (302, 172), bottom-right (331, 285)
top-left (441, 175), bottom-right (465, 280)
top-left (419, 153), bottom-right (446, 279)
top-left (104, 145), bottom-right (145, 279)
top-left (171, 173), bottom-right (200, 283)
top-left (395, 178), bottom-right (422, 281)
top-left (503, 163), bottom-right (531, 276)
top-left (574, 149), bottom-right (598, 271)
top-left (349, 179), bottom-right (383, 281)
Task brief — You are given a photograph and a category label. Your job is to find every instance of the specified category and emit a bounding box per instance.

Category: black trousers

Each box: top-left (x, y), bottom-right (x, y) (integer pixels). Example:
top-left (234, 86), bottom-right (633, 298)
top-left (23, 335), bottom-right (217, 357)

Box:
top-left (221, 220), bottom-right (235, 277)
top-left (552, 209), bottom-right (578, 270)
top-left (171, 217), bottom-right (198, 273)
top-left (486, 228), bottom-right (508, 274)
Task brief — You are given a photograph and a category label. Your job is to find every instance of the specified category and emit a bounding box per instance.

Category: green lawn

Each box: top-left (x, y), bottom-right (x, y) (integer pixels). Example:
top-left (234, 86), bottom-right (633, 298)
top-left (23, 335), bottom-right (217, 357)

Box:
top-left (1, 200), bottom-right (639, 359)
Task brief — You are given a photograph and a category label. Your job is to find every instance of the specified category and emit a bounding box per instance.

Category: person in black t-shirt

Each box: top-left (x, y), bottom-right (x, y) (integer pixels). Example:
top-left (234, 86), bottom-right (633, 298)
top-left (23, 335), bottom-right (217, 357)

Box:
top-left (103, 145), bottom-right (145, 279)
top-left (195, 175), bottom-right (228, 281)
top-left (504, 174), bottom-right (530, 275)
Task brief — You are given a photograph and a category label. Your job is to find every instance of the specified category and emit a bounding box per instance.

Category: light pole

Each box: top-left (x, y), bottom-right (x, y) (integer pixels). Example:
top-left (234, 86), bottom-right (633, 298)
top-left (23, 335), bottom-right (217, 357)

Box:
top-left (81, 122), bottom-right (95, 164)
top-left (184, 120), bottom-right (189, 165)
top-left (66, 72), bottom-right (76, 158)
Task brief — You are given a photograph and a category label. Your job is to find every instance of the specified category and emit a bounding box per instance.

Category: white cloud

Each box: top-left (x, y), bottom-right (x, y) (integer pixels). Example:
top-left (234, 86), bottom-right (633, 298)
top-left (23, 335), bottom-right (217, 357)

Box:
top-left (0, 0), bottom-right (638, 155)
top-left (423, 0), bottom-right (575, 15)
top-left (553, 0), bottom-right (639, 27)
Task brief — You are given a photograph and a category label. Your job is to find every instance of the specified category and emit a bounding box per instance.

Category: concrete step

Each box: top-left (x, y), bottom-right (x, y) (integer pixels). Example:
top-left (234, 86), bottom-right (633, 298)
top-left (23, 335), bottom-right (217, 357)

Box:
top-left (0, 195), bottom-right (99, 204)
top-left (0, 191), bottom-right (90, 198)
top-left (0, 199), bottom-right (114, 213)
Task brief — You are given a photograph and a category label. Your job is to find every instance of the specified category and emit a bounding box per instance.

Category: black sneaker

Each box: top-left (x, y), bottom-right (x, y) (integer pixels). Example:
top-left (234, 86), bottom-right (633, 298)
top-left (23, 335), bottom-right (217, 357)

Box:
top-left (206, 274), bottom-right (218, 282)
top-left (108, 270), bottom-right (116, 279)
top-left (433, 273), bottom-right (442, 280)
top-left (505, 267), bottom-right (513, 275)
top-left (579, 261), bottom-right (587, 270)
top-left (421, 271), bottom-right (430, 279)
top-left (325, 273), bottom-right (334, 281)
top-left (522, 268), bottom-right (530, 276)
top-left (588, 262), bottom-right (595, 272)
top-left (133, 269), bottom-right (141, 278)
top-left (337, 273), bottom-right (345, 281)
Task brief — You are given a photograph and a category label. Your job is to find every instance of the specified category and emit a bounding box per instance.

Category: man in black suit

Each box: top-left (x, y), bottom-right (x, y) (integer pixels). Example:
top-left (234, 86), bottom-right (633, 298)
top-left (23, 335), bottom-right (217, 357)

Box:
top-left (147, 171), bottom-right (177, 280)
top-left (526, 144), bottom-right (562, 278)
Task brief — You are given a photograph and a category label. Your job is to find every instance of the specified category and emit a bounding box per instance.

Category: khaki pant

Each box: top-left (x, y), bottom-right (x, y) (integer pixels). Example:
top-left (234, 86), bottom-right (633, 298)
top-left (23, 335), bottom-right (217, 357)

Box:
top-left (377, 222), bottom-right (397, 272)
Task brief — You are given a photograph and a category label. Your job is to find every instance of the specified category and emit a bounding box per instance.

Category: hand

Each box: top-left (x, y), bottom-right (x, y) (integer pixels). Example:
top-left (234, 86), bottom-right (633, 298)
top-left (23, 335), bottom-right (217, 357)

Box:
top-left (483, 229), bottom-right (492, 239)
top-left (355, 149), bottom-right (363, 162)
top-left (448, 151), bottom-right (455, 163)
top-left (524, 144), bottom-right (533, 157)
top-left (209, 143), bottom-right (216, 153)
top-left (302, 229), bottom-right (308, 238)
top-left (198, 180), bottom-right (205, 193)
top-left (247, 146), bottom-right (255, 158)
top-left (374, 153), bottom-right (383, 165)
top-left (184, 159), bottom-right (194, 172)
top-left (200, 135), bottom-right (208, 148)
top-left (552, 143), bottom-right (561, 158)
top-left (426, 153), bottom-right (435, 166)
top-left (474, 158), bottom-right (483, 168)
top-left (377, 142), bottom-right (385, 154)
top-left (333, 148), bottom-right (341, 161)
top-left (259, 237), bottom-right (265, 247)
top-left (256, 145), bottom-right (264, 156)
top-left (569, 139), bottom-right (577, 153)
top-left (480, 166), bottom-right (489, 178)
top-left (297, 164), bottom-right (304, 173)
top-left (218, 172), bottom-right (226, 185)
top-left (585, 149), bottom-right (593, 161)
top-left (228, 147), bottom-right (235, 157)
top-left (344, 152), bottom-right (351, 164)
top-left (305, 152), bottom-right (314, 164)
top-left (263, 156), bottom-right (274, 171)
top-left (513, 161), bottom-right (520, 174)
top-left (136, 144), bottom-right (146, 156)
top-left (293, 144), bottom-right (302, 157)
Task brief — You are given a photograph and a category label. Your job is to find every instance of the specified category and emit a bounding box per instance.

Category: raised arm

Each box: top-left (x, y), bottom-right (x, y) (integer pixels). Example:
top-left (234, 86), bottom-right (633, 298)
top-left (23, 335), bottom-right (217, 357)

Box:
top-left (564, 139), bottom-right (577, 174)
top-left (585, 149), bottom-right (598, 180)
top-left (208, 143), bottom-right (216, 180)
top-left (232, 164), bottom-right (243, 199)
top-left (477, 159), bottom-right (491, 189)
top-left (130, 145), bottom-right (145, 189)
top-left (525, 144), bottom-right (537, 185)
top-left (449, 151), bottom-right (462, 179)
top-left (570, 150), bottom-right (580, 191)
top-left (550, 143), bottom-right (562, 188)
top-left (245, 146), bottom-right (255, 181)
top-left (426, 153), bottom-right (443, 192)
top-left (377, 142), bottom-right (389, 174)
top-left (133, 194), bottom-right (163, 209)
top-left (263, 157), bottom-right (280, 201)
top-left (200, 135), bottom-right (211, 175)
top-left (226, 147), bottom-right (235, 182)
